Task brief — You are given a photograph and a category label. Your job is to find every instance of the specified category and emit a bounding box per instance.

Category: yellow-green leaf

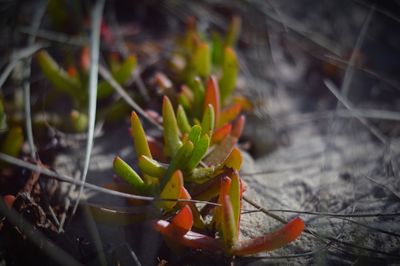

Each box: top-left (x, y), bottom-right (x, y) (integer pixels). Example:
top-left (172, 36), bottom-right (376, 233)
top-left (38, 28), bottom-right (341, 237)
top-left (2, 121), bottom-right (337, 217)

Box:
top-left (193, 42), bottom-right (211, 78)
top-left (225, 16), bottom-right (241, 47)
top-left (228, 170), bottom-right (241, 233)
top-left (201, 104), bottom-right (215, 136)
top-left (219, 47), bottom-right (238, 105)
top-left (188, 125), bottom-right (202, 145)
top-left (186, 134), bottom-right (209, 171)
top-left (158, 170), bottom-right (184, 210)
top-left (138, 155), bottom-right (167, 178)
top-left (192, 77), bottom-right (204, 119)
top-left (176, 105), bottom-right (192, 134)
top-left (163, 96), bottom-right (182, 157)
top-left (70, 110), bottom-right (88, 132)
top-left (130, 111), bottom-right (152, 159)
top-left (224, 147), bottom-right (242, 171)
top-left (221, 195), bottom-right (237, 251)
top-left (1, 126), bottom-right (23, 158)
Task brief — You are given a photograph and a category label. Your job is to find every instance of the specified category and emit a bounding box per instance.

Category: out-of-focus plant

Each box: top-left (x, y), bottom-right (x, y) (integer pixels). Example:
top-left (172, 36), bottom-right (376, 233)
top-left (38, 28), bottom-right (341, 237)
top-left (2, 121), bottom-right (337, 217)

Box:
top-left (36, 48), bottom-right (136, 132)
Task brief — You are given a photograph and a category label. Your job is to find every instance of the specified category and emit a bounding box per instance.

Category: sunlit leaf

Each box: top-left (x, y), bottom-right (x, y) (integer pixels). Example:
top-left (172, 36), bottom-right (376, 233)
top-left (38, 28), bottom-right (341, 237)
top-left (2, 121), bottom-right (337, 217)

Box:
top-left (203, 76), bottom-right (220, 126)
top-left (224, 147), bottom-right (242, 171)
top-left (130, 111), bottom-right (152, 158)
top-left (193, 42), bottom-right (211, 78)
top-left (171, 205), bottom-right (193, 233)
top-left (113, 156), bottom-right (152, 195)
top-left (211, 123), bottom-right (232, 145)
top-left (176, 105), bottom-right (192, 134)
top-left (214, 176), bottom-right (231, 228)
top-left (186, 134), bottom-right (210, 171)
top-left (163, 96), bottom-right (182, 157)
top-left (221, 195), bottom-right (237, 251)
top-left (219, 47), bottom-right (238, 105)
top-left (154, 220), bottom-right (222, 251)
top-left (232, 217), bottom-right (305, 256)
top-left (201, 104), bottom-right (215, 136)
top-left (188, 125), bottom-right (202, 144)
top-left (228, 170), bottom-right (241, 233)
top-left (158, 170), bottom-right (183, 210)
top-left (138, 155), bottom-right (167, 178)
top-left (218, 103), bottom-right (242, 127)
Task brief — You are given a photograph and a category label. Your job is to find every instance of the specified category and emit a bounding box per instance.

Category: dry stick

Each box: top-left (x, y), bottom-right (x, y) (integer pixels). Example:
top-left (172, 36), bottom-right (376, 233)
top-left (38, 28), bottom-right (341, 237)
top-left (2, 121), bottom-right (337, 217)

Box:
top-left (0, 153), bottom-right (220, 206)
top-left (338, 217), bottom-right (400, 238)
top-left (0, 199), bottom-right (82, 266)
top-left (72, 0), bottom-right (105, 217)
top-left (337, 6), bottom-right (374, 108)
top-left (98, 64), bottom-right (163, 130)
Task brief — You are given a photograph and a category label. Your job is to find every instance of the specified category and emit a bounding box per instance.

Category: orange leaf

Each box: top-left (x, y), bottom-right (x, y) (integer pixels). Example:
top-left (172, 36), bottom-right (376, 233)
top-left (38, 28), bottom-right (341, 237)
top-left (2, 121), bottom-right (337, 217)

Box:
top-left (231, 115), bottom-right (245, 138)
top-left (211, 123), bottom-right (232, 145)
top-left (232, 217), bottom-right (305, 256)
top-left (3, 195), bottom-right (15, 208)
top-left (218, 103), bottom-right (242, 127)
top-left (203, 76), bottom-right (220, 127)
top-left (154, 220), bottom-right (222, 251)
top-left (171, 205), bottom-right (193, 233)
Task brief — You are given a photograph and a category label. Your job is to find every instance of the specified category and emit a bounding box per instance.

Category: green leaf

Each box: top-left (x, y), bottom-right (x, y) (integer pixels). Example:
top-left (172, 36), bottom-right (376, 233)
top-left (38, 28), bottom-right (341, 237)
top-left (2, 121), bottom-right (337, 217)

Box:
top-left (201, 104), bottom-right (215, 136)
top-left (158, 170), bottom-right (183, 210)
top-left (211, 31), bottom-right (223, 66)
top-left (162, 96), bottom-right (182, 157)
top-left (1, 126), bottom-right (23, 158)
top-left (192, 77), bottom-right (204, 119)
top-left (130, 111), bottom-right (152, 158)
top-left (186, 166), bottom-right (217, 184)
top-left (193, 42), bottom-right (211, 78)
top-left (113, 156), bottom-right (151, 195)
top-left (98, 55), bottom-right (137, 99)
top-left (138, 155), bottom-right (167, 178)
top-left (176, 105), bottom-right (192, 134)
top-left (188, 125), bottom-right (202, 144)
top-left (186, 134), bottom-right (210, 171)
top-left (160, 141), bottom-right (194, 190)
top-left (36, 50), bottom-right (82, 100)
top-left (219, 47), bottom-right (238, 104)
top-left (0, 98), bottom-right (6, 132)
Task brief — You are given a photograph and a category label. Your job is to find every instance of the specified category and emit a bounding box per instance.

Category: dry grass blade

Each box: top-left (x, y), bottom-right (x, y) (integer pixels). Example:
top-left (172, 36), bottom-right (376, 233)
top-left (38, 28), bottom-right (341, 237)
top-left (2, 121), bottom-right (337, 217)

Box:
top-left (72, 0), bottom-right (106, 216)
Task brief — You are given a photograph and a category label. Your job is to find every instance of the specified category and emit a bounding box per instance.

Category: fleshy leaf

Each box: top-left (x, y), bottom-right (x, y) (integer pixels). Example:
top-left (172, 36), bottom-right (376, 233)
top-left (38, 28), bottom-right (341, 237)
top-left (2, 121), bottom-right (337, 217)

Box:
top-left (214, 176), bottom-right (232, 228)
top-left (193, 42), bottom-right (211, 78)
top-left (70, 110), bottom-right (88, 132)
top-left (98, 55), bottom-right (137, 98)
top-left (218, 103), bottom-right (242, 127)
top-left (113, 156), bottom-right (151, 195)
top-left (201, 104), bottom-right (215, 136)
top-left (224, 147), bottom-right (242, 171)
top-left (138, 155), bottom-right (167, 178)
top-left (203, 76), bottom-right (220, 127)
top-left (188, 125), bottom-right (202, 144)
top-left (3, 195), bottom-right (15, 208)
top-left (232, 217), bottom-right (305, 256)
top-left (154, 220), bottom-right (222, 251)
top-left (36, 50), bottom-right (82, 99)
top-left (228, 170), bottom-right (241, 233)
top-left (158, 170), bottom-right (183, 210)
top-left (160, 141), bottom-right (193, 190)
top-left (171, 205), bottom-right (193, 233)
top-left (203, 135), bottom-right (237, 166)
top-left (192, 77), bottom-right (204, 119)
top-left (176, 105), bottom-right (192, 134)
top-left (0, 98), bottom-right (6, 131)
top-left (163, 96), bottom-right (182, 157)
top-left (186, 134), bottom-right (210, 171)
top-left (219, 47), bottom-right (238, 105)
top-left (231, 115), bottom-right (245, 139)
top-left (211, 123), bottom-right (232, 145)
top-left (221, 195), bottom-right (237, 251)
top-left (225, 16), bottom-right (241, 47)
top-left (186, 167), bottom-right (218, 184)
